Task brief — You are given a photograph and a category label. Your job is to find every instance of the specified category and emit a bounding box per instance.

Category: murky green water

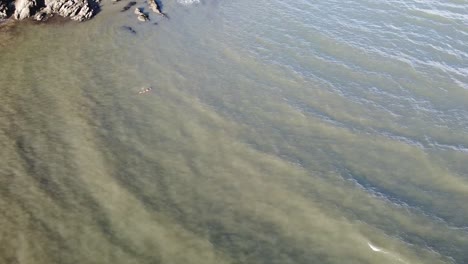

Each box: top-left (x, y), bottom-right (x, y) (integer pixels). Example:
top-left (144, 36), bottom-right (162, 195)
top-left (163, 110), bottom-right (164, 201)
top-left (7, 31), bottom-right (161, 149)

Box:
top-left (1, 0), bottom-right (467, 263)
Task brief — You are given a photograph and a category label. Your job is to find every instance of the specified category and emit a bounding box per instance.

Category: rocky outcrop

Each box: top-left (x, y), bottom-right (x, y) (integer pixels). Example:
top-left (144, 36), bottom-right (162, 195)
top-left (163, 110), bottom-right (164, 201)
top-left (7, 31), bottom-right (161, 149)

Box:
top-left (1, 0), bottom-right (98, 21)
top-left (1, 0), bottom-right (168, 25)
top-left (134, 7), bottom-right (148, 22)
top-left (14, 0), bottom-right (36, 20)
top-left (0, 0), bottom-right (10, 19)
top-left (147, 0), bottom-right (162, 16)
top-left (43, 0), bottom-right (97, 21)
top-left (148, 0), bottom-right (167, 18)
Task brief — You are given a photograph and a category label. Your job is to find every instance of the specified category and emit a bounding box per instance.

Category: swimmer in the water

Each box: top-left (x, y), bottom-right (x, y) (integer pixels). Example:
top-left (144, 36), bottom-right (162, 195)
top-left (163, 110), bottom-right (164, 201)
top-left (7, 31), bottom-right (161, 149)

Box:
top-left (139, 87), bottom-right (152, 94)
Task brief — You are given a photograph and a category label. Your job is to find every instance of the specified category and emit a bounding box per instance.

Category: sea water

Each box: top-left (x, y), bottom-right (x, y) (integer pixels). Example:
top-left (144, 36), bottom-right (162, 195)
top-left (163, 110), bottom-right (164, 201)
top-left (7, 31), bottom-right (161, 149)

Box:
top-left (0, 0), bottom-right (467, 263)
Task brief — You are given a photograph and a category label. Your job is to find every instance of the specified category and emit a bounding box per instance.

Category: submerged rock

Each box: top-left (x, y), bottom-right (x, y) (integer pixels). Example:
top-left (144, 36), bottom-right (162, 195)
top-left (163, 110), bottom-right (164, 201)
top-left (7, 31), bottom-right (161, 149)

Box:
top-left (120, 1), bottom-right (136, 12)
top-left (121, 25), bottom-right (136, 34)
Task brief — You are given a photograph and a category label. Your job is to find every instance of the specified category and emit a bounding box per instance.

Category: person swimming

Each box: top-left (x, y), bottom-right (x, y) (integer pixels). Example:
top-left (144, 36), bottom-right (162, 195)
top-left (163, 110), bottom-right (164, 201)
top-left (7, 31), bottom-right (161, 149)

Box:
top-left (139, 87), bottom-right (152, 94)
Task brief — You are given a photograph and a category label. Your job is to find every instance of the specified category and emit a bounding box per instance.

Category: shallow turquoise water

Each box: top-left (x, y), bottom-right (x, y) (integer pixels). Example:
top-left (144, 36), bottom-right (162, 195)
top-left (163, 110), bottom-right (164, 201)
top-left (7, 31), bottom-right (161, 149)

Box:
top-left (0, 0), bottom-right (467, 263)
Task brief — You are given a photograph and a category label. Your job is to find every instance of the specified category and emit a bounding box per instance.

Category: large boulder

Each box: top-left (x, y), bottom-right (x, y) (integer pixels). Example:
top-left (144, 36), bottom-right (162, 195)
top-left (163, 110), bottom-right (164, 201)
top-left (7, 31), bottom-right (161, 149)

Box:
top-left (44, 0), bottom-right (96, 21)
top-left (14, 0), bottom-right (37, 20)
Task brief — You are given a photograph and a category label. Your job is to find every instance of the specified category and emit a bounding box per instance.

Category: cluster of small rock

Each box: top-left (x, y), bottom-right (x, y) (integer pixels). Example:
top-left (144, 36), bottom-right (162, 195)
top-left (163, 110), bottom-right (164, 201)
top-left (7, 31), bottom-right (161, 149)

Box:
top-left (0, 0), bottom-right (98, 21)
top-left (120, 0), bottom-right (165, 22)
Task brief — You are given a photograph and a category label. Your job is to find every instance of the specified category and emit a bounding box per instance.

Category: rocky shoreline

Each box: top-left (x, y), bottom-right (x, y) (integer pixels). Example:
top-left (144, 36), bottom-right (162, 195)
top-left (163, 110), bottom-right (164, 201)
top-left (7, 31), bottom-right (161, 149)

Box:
top-left (0, 0), bottom-right (165, 23)
top-left (0, 0), bottom-right (99, 22)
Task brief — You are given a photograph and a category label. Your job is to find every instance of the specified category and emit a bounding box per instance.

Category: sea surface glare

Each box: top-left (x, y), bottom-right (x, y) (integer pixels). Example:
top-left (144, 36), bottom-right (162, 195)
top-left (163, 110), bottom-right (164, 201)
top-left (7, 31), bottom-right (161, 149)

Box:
top-left (0, 0), bottom-right (467, 263)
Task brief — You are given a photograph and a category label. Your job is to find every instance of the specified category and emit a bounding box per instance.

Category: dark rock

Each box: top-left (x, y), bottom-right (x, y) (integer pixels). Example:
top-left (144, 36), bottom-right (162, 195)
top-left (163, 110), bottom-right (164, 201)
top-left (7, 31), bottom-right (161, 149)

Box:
top-left (120, 1), bottom-right (136, 12)
top-left (0, 0), bottom-right (10, 19)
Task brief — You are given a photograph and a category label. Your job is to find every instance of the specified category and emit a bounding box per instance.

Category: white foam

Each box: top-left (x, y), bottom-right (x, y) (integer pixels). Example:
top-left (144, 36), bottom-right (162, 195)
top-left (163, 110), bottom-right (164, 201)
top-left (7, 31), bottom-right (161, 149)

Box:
top-left (368, 242), bottom-right (388, 253)
top-left (177, 0), bottom-right (200, 5)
